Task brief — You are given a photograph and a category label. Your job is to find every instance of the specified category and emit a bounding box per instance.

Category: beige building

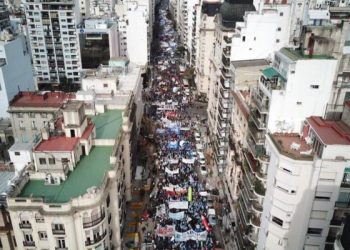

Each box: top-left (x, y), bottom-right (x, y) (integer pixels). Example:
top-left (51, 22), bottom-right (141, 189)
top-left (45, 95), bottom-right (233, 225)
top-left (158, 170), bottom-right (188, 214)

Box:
top-left (8, 92), bottom-right (74, 143)
top-left (7, 94), bottom-right (139, 250)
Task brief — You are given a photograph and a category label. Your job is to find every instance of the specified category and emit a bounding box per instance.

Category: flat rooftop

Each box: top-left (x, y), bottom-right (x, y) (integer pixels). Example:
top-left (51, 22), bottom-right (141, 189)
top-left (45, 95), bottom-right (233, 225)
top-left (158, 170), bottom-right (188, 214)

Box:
top-left (34, 136), bottom-right (79, 152)
top-left (9, 91), bottom-right (75, 109)
top-left (19, 146), bottom-right (113, 203)
top-left (307, 116), bottom-right (350, 145)
top-left (280, 48), bottom-right (334, 61)
top-left (231, 59), bottom-right (269, 68)
top-left (90, 110), bottom-right (123, 139)
top-left (269, 133), bottom-right (314, 160)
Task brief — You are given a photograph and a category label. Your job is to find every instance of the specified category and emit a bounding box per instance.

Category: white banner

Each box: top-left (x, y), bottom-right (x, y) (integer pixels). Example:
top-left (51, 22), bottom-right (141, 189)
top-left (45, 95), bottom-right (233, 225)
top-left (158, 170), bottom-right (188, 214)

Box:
top-left (169, 211), bottom-right (185, 220)
top-left (182, 158), bottom-right (195, 164)
top-left (168, 201), bottom-right (188, 210)
top-left (165, 167), bottom-right (179, 175)
top-left (174, 230), bottom-right (208, 242)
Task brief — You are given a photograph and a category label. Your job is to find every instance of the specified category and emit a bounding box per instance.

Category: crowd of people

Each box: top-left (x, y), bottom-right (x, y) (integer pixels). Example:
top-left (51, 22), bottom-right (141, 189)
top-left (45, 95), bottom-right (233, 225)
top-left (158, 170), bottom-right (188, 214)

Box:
top-left (142, 3), bottom-right (220, 250)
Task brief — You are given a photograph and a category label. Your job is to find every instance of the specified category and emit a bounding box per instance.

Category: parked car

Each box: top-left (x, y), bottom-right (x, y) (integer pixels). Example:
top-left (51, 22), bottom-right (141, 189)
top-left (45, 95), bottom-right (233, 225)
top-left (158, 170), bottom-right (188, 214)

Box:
top-left (208, 208), bottom-right (217, 226)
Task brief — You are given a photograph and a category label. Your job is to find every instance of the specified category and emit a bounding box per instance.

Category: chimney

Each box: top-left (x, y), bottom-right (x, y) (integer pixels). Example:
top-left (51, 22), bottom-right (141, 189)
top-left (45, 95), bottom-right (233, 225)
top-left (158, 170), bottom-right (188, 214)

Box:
top-left (41, 128), bottom-right (49, 140)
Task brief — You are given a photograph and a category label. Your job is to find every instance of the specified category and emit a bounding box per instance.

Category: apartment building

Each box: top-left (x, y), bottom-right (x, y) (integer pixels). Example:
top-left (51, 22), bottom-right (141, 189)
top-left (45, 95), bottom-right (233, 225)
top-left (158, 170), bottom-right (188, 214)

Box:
top-left (24, 0), bottom-right (82, 87)
top-left (0, 5), bottom-right (35, 118)
top-left (224, 59), bottom-right (268, 205)
top-left (234, 47), bottom-right (338, 249)
top-left (8, 91), bottom-right (74, 143)
top-left (256, 104), bottom-right (350, 250)
top-left (194, 0), bottom-right (220, 96)
top-left (7, 97), bottom-right (137, 250)
top-left (78, 18), bottom-right (120, 69)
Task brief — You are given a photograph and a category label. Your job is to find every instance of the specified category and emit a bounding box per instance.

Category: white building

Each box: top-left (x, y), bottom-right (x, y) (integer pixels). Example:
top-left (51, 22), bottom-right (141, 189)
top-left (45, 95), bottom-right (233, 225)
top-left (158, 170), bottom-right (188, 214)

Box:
top-left (257, 105), bottom-right (350, 250)
top-left (24, 0), bottom-right (82, 87)
top-left (0, 34), bottom-right (35, 118)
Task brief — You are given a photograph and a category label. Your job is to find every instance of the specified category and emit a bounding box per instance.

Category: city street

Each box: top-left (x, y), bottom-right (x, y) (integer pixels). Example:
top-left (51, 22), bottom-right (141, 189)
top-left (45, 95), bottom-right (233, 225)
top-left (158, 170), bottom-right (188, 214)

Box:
top-left (122, 0), bottom-right (229, 249)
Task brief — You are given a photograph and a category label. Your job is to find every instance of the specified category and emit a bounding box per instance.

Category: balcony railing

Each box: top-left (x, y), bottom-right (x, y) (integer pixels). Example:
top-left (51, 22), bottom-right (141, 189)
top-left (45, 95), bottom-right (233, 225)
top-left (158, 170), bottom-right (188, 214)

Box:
top-left (83, 211), bottom-right (106, 228)
top-left (248, 121), bottom-right (265, 144)
top-left (250, 110), bottom-right (266, 130)
top-left (251, 89), bottom-right (269, 113)
top-left (23, 241), bottom-right (35, 247)
top-left (19, 223), bottom-right (32, 229)
top-left (52, 229), bottom-right (65, 235)
top-left (85, 230), bottom-right (107, 246)
top-left (335, 201), bottom-right (350, 208)
top-left (247, 137), bottom-right (264, 159)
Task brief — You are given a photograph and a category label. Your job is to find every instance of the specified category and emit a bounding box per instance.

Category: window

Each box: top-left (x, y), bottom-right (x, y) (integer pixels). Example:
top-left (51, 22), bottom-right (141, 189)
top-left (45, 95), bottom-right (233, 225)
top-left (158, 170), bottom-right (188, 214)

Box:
top-left (280, 12), bottom-right (283, 16)
top-left (103, 83), bottom-right (108, 88)
top-left (296, 101), bottom-right (302, 105)
top-left (31, 121), bottom-right (36, 130)
top-left (41, 113), bottom-right (47, 118)
top-left (272, 216), bottom-right (283, 226)
top-left (310, 211), bottom-right (327, 219)
top-left (19, 121), bottom-right (25, 130)
top-left (15, 152), bottom-right (20, 156)
top-left (29, 113), bottom-right (35, 118)
top-left (276, 39), bottom-right (280, 43)
top-left (17, 113), bottom-right (24, 118)
top-left (38, 231), bottom-right (47, 240)
top-left (277, 27), bottom-right (281, 31)
top-left (48, 158), bottom-right (55, 165)
top-left (310, 85), bottom-right (319, 89)
top-left (57, 238), bottom-right (66, 248)
top-left (242, 36), bottom-right (246, 42)
top-left (307, 228), bottom-right (322, 235)
top-left (315, 191), bottom-right (332, 201)
top-left (39, 158), bottom-right (46, 165)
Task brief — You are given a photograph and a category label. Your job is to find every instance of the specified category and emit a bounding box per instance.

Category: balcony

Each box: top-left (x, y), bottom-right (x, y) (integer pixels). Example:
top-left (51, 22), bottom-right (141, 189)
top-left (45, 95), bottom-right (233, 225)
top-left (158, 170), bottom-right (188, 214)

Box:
top-left (223, 47), bottom-right (231, 58)
top-left (248, 121), bottom-right (265, 144)
top-left (220, 88), bottom-right (229, 99)
top-left (23, 241), bottom-right (35, 247)
top-left (85, 230), bottom-right (107, 246)
top-left (254, 179), bottom-right (266, 196)
top-left (52, 229), bottom-right (65, 235)
top-left (250, 110), bottom-right (266, 130)
top-left (83, 211), bottom-right (106, 228)
top-left (251, 89), bottom-right (269, 113)
top-left (244, 151), bottom-right (267, 181)
top-left (335, 201), bottom-right (350, 208)
top-left (247, 137), bottom-right (265, 159)
top-left (222, 56), bottom-right (230, 69)
top-left (219, 98), bottom-right (231, 109)
top-left (330, 218), bottom-right (343, 227)
top-left (19, 222), bottom-right (32, 229)
top-left (220, 73), bottom-right (231, 85)
top-left (223, 35), bottom-right (232, 44)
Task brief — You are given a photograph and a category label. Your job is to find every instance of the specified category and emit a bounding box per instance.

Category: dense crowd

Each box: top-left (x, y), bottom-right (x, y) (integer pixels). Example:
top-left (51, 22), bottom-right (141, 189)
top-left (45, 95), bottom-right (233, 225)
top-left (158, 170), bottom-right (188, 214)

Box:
top-left (143, 4), bottom-right (218, 250)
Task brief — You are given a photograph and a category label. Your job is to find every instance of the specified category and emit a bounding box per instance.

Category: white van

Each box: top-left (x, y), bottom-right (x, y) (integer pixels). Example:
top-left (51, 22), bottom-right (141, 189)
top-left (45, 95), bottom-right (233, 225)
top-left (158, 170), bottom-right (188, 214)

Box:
top-left (198, 152), bottom-right (205, 164)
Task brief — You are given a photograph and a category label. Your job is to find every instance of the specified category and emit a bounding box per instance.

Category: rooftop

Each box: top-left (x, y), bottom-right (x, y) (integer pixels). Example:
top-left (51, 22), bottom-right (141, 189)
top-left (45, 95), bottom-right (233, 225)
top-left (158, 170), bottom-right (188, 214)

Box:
top-left (269, 133), bottom-right (314, 161)
top-left (262, 67), bottom-right (285, 81)
top-left (34, 136), bottom-right (79, 152)
top-left (231, 59), bottom-right (269, 68)
top-left (280, 48), bottom-right (334, 61)
top-left (9, 91), bottom-right (74, 109)
top-left (307, 116), bottom-right (350, 145)
top-left (62, 100), bottom-right (84, 111)
top-left (90, 110), bottom-right (123, 139)
top-left (19, 146), bottom-right (113, 203)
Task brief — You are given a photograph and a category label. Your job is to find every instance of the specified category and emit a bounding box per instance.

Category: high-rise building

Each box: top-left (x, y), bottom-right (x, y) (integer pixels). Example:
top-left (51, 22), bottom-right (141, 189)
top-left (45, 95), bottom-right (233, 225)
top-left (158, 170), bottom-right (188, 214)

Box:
top-left (0, 3), bottom-right (35, 118)
top-left (24, 0), bottom-right (82, 88)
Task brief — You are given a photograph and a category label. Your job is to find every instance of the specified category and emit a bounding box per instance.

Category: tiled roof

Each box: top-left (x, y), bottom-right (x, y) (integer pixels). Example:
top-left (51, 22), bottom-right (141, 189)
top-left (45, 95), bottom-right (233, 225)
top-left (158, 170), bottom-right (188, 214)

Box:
top-left (34, 136), bottom-right (79, 152)
top-left (9, 91), bottom-right (75, 108)
top-left (307, 116), bottom-right (350, 145)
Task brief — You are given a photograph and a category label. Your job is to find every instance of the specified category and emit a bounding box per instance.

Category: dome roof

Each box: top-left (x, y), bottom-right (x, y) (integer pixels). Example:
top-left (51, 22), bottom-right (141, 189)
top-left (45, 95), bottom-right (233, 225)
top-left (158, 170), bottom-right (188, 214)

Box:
top-left (219, 0), bottom-right (256, 28)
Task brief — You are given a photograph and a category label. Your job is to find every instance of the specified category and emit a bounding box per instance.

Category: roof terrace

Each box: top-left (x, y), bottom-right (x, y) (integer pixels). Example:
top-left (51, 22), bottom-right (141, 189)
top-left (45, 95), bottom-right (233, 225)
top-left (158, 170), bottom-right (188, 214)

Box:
top-left (280, 48), bottom-right (334, 61)
top-left (19, 146), bottom-right (113, 203)
top-left (90, 110), bottom-right (123, 139)
top-left (269, 133), bottom-right (314, 161)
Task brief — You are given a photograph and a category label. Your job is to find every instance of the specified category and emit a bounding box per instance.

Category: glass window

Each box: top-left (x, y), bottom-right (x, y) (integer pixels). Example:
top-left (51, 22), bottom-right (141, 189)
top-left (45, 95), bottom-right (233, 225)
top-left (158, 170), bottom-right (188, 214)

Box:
top-left (49, 158), bottom-right (55, 165)
top-left (39, 158), bottom-right (46, 165)
top-left (307, 228), bottom-right (322, 235)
